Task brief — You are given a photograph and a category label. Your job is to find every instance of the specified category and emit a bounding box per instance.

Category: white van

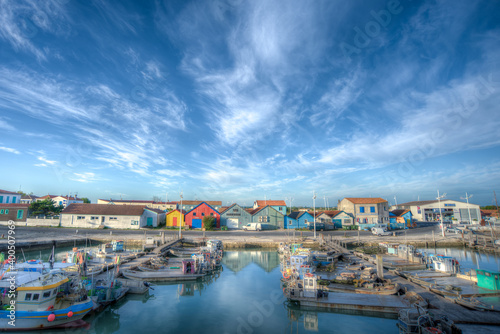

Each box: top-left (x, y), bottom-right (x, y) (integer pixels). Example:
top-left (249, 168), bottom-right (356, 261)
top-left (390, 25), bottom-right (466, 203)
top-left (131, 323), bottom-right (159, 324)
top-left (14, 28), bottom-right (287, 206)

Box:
top-left (243, 223), bottom-right (262, 231)
top-left (371, 227), bottom-right (392, 236)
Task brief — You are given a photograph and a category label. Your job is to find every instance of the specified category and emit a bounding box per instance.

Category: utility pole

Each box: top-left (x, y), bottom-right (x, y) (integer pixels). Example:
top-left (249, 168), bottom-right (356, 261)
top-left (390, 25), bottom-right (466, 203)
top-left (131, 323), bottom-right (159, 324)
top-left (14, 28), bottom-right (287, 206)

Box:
top-left (437, 190), bottom-right (446, 237)
top-left (313, 191), bottom-right (317, 239)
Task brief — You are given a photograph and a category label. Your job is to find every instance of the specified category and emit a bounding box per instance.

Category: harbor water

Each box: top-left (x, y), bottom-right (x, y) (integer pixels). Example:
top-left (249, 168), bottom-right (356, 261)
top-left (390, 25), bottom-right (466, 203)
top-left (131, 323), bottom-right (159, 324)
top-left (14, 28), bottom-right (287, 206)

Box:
top-left (15, 247), bottom-right (500, 334)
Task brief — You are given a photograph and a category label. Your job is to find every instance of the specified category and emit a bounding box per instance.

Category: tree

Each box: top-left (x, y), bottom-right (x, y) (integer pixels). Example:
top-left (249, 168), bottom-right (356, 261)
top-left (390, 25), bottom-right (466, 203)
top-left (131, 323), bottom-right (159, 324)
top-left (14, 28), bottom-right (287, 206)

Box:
top-left (81, 198), bottom-right (91, 203)
top-left (203, 216), bottom-right (215, 231)
top-left (29, 199), bottom-right (64, 217)
top-left (152, 196), bottom-right (162, 202)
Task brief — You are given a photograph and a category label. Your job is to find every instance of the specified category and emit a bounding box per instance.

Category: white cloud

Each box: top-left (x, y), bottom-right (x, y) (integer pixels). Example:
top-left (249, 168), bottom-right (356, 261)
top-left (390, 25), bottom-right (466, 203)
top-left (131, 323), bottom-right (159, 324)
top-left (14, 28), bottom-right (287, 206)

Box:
top-left (37, 156), bottom-right (57, 165)
top-left (0, 146), bottom-right (19, 154)
top-left (71, 172), bottom-right (98, 183)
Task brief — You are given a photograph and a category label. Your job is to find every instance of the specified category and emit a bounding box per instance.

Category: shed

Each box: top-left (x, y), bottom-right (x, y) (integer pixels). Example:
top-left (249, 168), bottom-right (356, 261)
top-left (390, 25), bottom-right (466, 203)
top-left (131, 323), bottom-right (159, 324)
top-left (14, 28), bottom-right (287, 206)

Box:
top-left (184, 202), bottom-right (220, 229)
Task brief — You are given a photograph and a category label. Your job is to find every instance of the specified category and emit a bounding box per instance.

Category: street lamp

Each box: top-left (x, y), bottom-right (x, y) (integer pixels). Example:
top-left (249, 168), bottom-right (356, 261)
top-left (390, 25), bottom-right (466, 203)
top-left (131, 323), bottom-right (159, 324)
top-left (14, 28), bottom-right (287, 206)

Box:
top-left (461, 192), bottom-right (473, 225)
top-left (437, 190), bottom-right (446, 237)
top-left (313, 191), bottom-right (317, 239)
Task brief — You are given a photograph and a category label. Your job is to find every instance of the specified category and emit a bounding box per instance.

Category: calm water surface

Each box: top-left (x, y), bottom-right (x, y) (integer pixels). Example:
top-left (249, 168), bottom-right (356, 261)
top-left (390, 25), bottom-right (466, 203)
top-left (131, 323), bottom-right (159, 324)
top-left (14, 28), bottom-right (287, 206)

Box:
top-left (16, 247), bottom-right (500, 334)
top-left (19, 249), bottom-right (397, 334)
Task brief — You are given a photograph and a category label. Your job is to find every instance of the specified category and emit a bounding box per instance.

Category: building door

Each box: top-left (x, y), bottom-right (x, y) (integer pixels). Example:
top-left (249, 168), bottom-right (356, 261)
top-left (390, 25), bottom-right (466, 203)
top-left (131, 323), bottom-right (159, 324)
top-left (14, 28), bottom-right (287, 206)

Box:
top-left (227, 218), bottom-right (239, 229)
top-left (147, 217), bottom-right (153, 226)
top-left (192, 218), bottom-right (202, 228)
top-left (173, 217), bottom-right (177, 227)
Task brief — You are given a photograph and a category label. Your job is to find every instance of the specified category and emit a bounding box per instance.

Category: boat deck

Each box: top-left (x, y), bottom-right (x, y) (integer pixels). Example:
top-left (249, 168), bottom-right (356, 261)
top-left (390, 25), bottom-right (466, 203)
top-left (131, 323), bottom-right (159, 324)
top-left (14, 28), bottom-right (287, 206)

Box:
top-left (291, 292), bottom-right (409, 314)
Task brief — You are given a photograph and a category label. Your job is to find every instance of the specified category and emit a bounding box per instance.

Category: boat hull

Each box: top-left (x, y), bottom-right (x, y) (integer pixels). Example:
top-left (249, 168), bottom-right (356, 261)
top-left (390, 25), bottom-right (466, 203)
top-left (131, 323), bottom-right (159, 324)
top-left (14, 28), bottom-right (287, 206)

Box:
top-left (0, 298), bottom-right (93, 331)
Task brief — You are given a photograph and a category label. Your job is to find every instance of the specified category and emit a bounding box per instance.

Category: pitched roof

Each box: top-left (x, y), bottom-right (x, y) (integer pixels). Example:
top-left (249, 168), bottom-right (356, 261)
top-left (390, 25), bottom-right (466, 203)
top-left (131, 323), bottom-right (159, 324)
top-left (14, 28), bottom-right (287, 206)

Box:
top-left (343, 197), bottom-right (388, 204)
top-left (247, 207), bottom-right (265, 215)
top-left (177, 200), bottom-right (222, 206)
top-left (166, 209), bottom-right (186, 215)
top-left (0, 189), bottom-right (19, 195)
top-left (0, 204), bottom-right (30, 208)
top-left (254, 200), bottom-right (286, 207)
top-left (62, 203), bottom-right (145, 216)
top-left (287, 211), bottom-right (301, 219)
top-left (39, 195), bottom-right (81, 201)
top-left (390, 209), bottom-right (411, 217)
top-left (146, 208), bottom-right (166, 214)
top-left (397, 200), bottom-right (438, 206)
top-left (99, 199), bottom-right (177, 204)
top-left (218, 206), bottom-right (231, 214)
top-left (320, 210), bottom-right (342, 217)
top-left (482, 210), bottom-right (500, 218)
top-left (185, 202), bottom-right (220, 215)
top-left (21, 194), bottom-right (39, 199)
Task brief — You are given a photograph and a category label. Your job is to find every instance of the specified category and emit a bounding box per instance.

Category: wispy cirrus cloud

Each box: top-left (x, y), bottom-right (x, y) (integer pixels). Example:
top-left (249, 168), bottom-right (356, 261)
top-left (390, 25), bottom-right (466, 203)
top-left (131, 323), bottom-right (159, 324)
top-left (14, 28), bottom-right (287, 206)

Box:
top-left (0, 0), bottom-right (70, 60)
top-left (0, 146), bottom-right (20, 154)
top-left (71, 172), bottom-right (100, 183)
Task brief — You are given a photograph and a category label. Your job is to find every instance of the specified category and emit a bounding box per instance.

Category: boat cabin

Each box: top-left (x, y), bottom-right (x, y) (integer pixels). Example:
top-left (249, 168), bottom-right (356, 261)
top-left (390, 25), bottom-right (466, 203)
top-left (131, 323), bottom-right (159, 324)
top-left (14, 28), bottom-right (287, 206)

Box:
top-left (112, 240), bottom-right (124, 252)
top-left (182, 260), bottom-right (196, 274)
top-left (302, 273), bottom-right (319, 298)
top-left (290, 255), bottom-right (309, 272)
top-left (428, 255), bottom-right (460, 274)
top-left (290, 243), bottom-right (303, 254)
top-left (476, 269), bottom-right (500, 290)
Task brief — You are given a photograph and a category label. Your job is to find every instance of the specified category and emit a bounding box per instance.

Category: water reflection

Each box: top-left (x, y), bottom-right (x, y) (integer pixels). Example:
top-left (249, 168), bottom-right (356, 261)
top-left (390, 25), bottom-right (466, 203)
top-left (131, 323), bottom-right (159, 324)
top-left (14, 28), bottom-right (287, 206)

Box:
top-left (222, 250), bottom-right (281, 272)
top-left (287, 308), bottom-right (319, 332)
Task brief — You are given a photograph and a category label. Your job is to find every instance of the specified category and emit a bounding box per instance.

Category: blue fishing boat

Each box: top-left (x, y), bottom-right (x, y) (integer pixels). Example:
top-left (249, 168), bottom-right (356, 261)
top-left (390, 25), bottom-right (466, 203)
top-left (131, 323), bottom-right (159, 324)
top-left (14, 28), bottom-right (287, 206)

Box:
top-left (0, 271), bottom-right (93, 330)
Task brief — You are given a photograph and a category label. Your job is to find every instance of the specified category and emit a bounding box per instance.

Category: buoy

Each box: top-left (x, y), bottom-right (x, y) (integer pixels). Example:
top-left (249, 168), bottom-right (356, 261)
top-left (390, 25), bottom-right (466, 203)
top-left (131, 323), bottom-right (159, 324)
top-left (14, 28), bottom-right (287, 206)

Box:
top-left (47, 313), bottom-right (56, 322)
top-left (67, 311), bottom-right (73, 318)
top-left (46, 305), bottom-right (54, 311)
top-left (283, 272), bottom-right (290, 279)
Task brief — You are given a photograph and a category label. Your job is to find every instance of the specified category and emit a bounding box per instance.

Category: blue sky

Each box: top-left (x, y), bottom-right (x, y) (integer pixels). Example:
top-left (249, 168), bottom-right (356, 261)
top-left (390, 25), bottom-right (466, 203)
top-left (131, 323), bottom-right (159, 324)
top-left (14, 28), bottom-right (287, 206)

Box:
top-left (0, 0), bottom-right (499, 207)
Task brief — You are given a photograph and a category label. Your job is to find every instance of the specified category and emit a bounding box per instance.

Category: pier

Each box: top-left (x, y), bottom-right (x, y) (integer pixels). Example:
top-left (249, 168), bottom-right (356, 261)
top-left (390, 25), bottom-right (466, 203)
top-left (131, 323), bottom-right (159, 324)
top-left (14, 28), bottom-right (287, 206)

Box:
top-left (317, 236), bottom-right (500, 326)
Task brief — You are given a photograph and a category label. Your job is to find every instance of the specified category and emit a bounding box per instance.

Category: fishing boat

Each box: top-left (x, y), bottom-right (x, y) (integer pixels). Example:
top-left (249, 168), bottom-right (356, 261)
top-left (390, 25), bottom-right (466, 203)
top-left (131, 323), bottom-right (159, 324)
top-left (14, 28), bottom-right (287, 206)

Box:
top-left (397, 305), bottom-right (456, 334)
top-left (116, 278), bottom-right (151, 294)
top-left (122, 259), bottom-right (206, 282)
top-left (426, 254), bottom-right (461, 274)
top-left (0, 271), bottom-right (93, 330)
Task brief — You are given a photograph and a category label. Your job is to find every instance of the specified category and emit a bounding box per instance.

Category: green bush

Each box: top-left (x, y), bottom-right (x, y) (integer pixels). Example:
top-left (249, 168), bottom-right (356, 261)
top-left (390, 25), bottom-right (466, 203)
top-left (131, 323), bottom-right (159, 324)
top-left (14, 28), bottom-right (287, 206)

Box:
top-left (203, 216), bottom-right (215, 231)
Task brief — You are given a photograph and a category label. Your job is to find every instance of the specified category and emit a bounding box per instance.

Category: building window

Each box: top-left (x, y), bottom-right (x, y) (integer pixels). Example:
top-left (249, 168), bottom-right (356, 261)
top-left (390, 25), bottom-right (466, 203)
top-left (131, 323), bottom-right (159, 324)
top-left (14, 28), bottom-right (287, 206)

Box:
top-left (202, 213), bottom-right (205, 216)
top-left (0, 210), bottom-right (3, 214)
top-left (0, 196), bottom-right (3, 203)
top-left (17, 210), bottom-right (24, 219)
top-left (90, 216), bottom-right (98, 220)
top-left (288, 220), bottom-right (292, 225)
top-left (210, 213), bottom-right (213, 216)
top-left (193, 212), bottom-right (196, 216)
top-left (359, 207), bottom-right (365, 213)
top-left (233, 209), bottom-right (238, 213)
top-left (12, 197), bottom-right (16, 204)
top-left (6, 197), bottom-right (9, 204)
top-left (131, 220), bottom-right (139, 225)
top-left (109, 217), bottom-right (117, 220)
top-left (370, 207), bottom-right (375, 213)
top-left (4, 209), bottom-right (8, 214)
top-left (77, 216), bottom-right (85, 220)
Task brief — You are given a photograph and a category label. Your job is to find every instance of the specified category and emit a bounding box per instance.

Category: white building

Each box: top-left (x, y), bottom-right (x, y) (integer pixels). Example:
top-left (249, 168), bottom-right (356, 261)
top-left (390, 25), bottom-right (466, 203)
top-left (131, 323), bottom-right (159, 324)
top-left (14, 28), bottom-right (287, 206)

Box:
top-left (0, 189), bottom-right (21, 204)
top-left (37, 195), bottom-right (84, 208)
top-left (396, 200), bottom-right (481, 224)
top-left (97, 199), bottom-right (177, 211)
top-left (60, 203), bottom-right (150, 229)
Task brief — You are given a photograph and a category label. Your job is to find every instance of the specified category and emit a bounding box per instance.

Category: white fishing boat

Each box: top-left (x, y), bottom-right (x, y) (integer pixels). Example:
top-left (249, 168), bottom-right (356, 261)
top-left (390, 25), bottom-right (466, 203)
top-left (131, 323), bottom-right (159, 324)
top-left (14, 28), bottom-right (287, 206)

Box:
top-left (0, 271), bottom-right (93, 330)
